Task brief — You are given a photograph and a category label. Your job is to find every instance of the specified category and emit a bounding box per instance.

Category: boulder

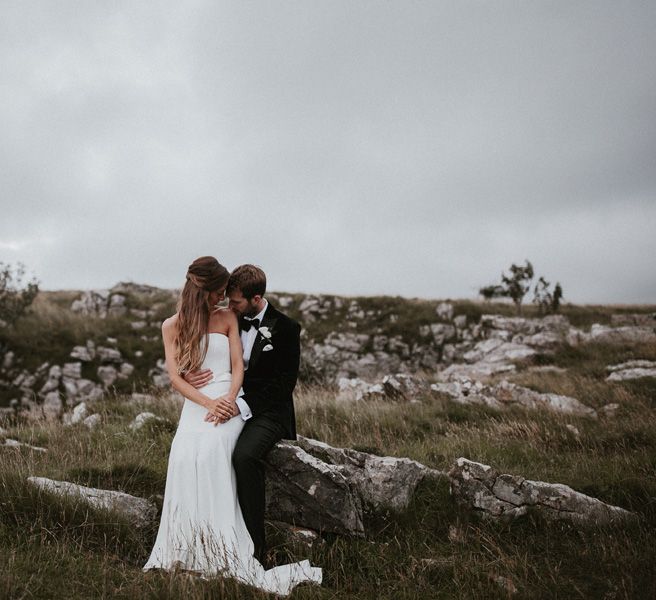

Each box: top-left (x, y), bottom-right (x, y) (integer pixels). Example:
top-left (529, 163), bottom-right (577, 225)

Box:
top-left (449, 458), bottom-right (637, 526)
top-left (107, 294), bottom-right (127, 317)
top-left (129, 412), bottom-right (165, 431)
top-left (432, 378), bottom-right (596, 418)
top-left (4, 438), bottom-right (47, 452)
top-left (70, 343), bottom-right (95, 362)
top-left (606, 359), bottom-right (656, 382)
top-left (83, 414), bottom-right (102, 429)
top-left (96, 347), bottom-right (122, 364)
top-left (430, 323), bottom-right (457, 345)
top-left (42, 391), bottom-right (63, 420)
top-left (2, 351), bottom-right (15, 370)
top-left (380, 373), bottom-right (429, 401)
top-left (71, 290), bottom-right (110, 318)
top-left (70, 402), bottom-right (90, 424)
top-left (118, 362), bottom-right (135, 379)
top-left (463, 338), bottom-right (537, 364)
top-left (265, 442), bottom-right (365, 536)
top-left (265, 436), bottom-right (444, 536)
top-left (436, 302), bottom-right (454, 321)
top-left (589, 324), bottom-right (656, 345)
top-left (97, 366), bottom-right (118, 387)
top-left (610, 313), bottom-right (656, 327)
top-left (436, 361), bottom-right (516, 382)
top-left (62, 363), bottom-right (82, 379)
top-left (27, 477), bottom-right (156, 528)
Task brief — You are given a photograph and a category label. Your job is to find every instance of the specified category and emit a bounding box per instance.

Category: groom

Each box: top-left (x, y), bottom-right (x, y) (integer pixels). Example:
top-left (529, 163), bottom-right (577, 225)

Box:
top-left (183, 264), bottom-right (300, 565)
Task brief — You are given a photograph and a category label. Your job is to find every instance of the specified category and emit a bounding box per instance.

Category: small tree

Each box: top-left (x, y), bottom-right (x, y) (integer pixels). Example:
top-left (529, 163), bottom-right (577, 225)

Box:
top-left (551, 282), bottom-right (563, 313)
top-left (532, 276), bottom-right (553, 315)
top-left (0, 263), bottom-right (39, 327)
top-left (500, 260), bottom-right (534, 315)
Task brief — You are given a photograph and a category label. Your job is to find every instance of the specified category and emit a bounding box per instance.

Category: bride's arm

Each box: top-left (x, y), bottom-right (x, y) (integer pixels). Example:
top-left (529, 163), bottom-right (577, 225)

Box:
top-left (162, 318), bottom-right (232, 420)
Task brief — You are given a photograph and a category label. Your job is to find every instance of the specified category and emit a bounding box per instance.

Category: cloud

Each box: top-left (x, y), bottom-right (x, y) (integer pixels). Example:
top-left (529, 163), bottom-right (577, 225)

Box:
top-left (1, 1), bottom-right (654, 303)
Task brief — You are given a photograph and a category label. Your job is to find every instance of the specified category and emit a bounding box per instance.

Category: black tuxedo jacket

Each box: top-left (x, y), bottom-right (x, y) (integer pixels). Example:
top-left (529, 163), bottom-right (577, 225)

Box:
top-left (241, 302), bottom-right (299, 439)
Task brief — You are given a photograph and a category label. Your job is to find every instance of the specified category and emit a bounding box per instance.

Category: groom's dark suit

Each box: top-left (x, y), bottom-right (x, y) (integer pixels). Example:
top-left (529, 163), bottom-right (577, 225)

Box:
top-left (232, 301), bottom-right (299, 562)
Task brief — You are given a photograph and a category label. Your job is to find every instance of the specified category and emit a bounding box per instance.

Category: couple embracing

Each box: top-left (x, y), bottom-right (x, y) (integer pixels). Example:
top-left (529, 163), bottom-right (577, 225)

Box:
top-left (143, 257), bottom-right (322, 595)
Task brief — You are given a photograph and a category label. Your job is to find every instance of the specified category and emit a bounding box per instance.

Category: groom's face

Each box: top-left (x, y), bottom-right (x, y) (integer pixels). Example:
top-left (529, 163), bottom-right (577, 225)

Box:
top-left (227, 288), bottom-right (260, 317)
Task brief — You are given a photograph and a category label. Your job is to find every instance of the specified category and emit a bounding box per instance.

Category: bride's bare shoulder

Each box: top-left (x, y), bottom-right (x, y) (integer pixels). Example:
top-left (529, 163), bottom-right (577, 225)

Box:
top-left (162, 313), bottom-right (179, 334)
top-left (211, 307), bottom-right (237, 325)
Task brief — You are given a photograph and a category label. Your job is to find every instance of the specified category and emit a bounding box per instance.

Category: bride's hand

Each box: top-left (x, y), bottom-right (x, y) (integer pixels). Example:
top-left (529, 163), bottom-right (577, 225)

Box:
top-left (204, 396), bottom-right (238, 425)
top-left (205, 398), bottom-right (233, 423)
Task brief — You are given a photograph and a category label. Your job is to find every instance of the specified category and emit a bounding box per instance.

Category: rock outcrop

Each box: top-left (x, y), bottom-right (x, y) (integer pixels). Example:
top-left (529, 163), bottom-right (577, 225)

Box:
top-left (432, 378), bottom-right (597, 418)
top-left (26, 477), bottom-right (157, 528)
top-left (448, 458), bottom-right (636, 525)
top-left (265, 436), bottom-right (444, 535)
top-left (606, 360), bottom-right (656, 382)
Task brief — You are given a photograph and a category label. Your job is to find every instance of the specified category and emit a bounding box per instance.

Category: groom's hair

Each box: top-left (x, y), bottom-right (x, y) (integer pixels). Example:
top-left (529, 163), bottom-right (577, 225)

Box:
top-left (228, 264), bottom-right (266, 299)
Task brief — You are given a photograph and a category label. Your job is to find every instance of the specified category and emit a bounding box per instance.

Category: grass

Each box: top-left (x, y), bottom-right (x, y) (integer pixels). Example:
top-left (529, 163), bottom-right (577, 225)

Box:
top-left (1, 335), bottom-right (656, 598)
top-left (1, 291), bottom-right (656, 597)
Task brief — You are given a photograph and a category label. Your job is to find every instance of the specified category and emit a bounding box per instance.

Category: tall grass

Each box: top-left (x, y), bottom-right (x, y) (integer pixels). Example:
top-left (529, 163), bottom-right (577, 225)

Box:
top-left (1, 294), bottom-right (656, 597)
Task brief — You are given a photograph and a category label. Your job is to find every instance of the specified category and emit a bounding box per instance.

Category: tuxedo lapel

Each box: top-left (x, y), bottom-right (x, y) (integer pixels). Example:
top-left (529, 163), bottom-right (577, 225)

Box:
top-left (247, 303), bottom-right (279, 372)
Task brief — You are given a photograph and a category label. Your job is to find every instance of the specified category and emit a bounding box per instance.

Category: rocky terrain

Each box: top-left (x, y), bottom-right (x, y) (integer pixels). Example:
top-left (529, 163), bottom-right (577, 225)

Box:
top-left (1, 286), bottom-right (655, 598)
top-left (1, 283), bottom-right (655, 422)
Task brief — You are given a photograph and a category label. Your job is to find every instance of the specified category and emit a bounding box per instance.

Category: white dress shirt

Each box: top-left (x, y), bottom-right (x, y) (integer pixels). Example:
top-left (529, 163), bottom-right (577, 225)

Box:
top-left (235, 299), bottom-right (268, 421)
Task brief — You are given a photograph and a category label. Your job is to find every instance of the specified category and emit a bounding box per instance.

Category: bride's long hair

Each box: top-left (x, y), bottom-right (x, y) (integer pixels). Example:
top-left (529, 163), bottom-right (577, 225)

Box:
top-left (175, 256), bottom-right (230, 374)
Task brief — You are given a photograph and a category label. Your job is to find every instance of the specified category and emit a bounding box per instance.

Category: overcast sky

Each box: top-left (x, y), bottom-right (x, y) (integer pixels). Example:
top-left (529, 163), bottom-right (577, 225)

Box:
top-left (1, 1), bottom-right (655, 304)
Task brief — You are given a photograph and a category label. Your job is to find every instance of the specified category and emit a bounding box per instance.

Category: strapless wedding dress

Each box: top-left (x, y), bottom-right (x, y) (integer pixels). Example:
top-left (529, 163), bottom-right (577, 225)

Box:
top-left (143, 333), bottom-right (322, 595)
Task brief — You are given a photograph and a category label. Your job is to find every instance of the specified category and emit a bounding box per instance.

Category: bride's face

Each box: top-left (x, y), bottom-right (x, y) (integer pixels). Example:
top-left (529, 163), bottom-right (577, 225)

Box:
top-left (208, 286), bottom-right (226, 307)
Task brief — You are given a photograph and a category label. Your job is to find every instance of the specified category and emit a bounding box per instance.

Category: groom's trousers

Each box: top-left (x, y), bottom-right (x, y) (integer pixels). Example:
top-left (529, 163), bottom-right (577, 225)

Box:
top-left (232, 415), bottom-right (286, 563)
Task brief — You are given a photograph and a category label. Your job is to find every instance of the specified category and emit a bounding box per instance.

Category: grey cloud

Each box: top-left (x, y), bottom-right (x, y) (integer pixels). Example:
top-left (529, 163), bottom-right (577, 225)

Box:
top-left (1, 1), bottom-right (655, 303)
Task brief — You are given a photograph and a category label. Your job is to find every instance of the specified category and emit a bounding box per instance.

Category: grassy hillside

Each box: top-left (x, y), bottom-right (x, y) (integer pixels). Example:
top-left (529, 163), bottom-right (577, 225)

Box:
top-left (1, 334), bottom-right (655, 598)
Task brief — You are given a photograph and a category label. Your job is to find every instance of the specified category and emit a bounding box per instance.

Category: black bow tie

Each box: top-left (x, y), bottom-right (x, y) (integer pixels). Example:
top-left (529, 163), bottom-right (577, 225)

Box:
top-left (240, 317), bottom-right (261, 332)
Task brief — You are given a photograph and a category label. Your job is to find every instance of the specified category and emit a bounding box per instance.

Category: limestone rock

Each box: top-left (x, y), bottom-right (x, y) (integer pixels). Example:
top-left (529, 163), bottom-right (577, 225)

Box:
top-left (436, 361), bottom-right (517, 382)
top-left (27, 477), bottom-right (156, 528)
top-left (62, 362), bottom-right (82, 379)
top-left (589, 324), bottom-right (656, 345)
top-left (265, 442), bottom-right (365, 536)
top-left (432, 378), bottom-right (596, 418)
top-left (2, 351), bottom-right (15, 370)
top-left (83, 414), bottom-right (102, 429)
top-left (610, 313), bottom-right (656, 327)
top-left (42, 391), bottom-right (63, 420)
top-left (4, 439), bottom-right (47, 452)
top-left (107, 294), bottom-right (127, 317)
top-left (380, 373), bottom-right (429, 401)
top-left (600, 403), bottom-right (620, 417)
top-left (70, 342), bottom-right (95, 362)
top-left (436, 302), bottom-right (454, 321)
top-left (97, 366), bottom-right (118, 387)
top-left (265, 437), bottom-right (445, 535)
top-left (606, 359), bottom-right (656, 382)
top-left (463, 338), bottom-right (537, 364)
top-left (118, 362), bottom-right (135, 379)
top-left (448, 458), bottom-right (636, 525)
top-left (96, 346), bottom-right (122, 364)
top-left (70, 402), bottom-right (90, 424)
top-left (71, 290), bottom-right (110, 318)
top-left (129, 412), bottom-right (165, 431)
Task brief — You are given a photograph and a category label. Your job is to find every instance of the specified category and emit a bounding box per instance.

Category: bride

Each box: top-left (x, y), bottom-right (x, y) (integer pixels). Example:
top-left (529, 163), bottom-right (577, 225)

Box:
top-left (143, 256), bottom-right (322, 596)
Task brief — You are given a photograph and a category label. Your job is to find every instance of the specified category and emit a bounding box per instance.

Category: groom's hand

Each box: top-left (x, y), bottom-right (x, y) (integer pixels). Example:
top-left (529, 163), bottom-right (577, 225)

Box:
top-left (183, 368), bottom-right (213, 388)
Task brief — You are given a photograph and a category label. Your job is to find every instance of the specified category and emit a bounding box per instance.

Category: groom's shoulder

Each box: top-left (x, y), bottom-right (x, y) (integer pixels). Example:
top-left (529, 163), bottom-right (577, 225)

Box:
top-left (267, 302), bottom-right (300, 331)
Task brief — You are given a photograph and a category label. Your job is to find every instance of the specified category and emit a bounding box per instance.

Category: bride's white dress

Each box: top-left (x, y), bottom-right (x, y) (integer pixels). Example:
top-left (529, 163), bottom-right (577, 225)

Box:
top-left (143, 333), bottom-right (322, 595)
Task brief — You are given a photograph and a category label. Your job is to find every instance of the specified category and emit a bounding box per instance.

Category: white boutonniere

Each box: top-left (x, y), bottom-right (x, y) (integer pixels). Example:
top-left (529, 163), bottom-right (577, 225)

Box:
top-left (258, 326), bottom-right (274, 351)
